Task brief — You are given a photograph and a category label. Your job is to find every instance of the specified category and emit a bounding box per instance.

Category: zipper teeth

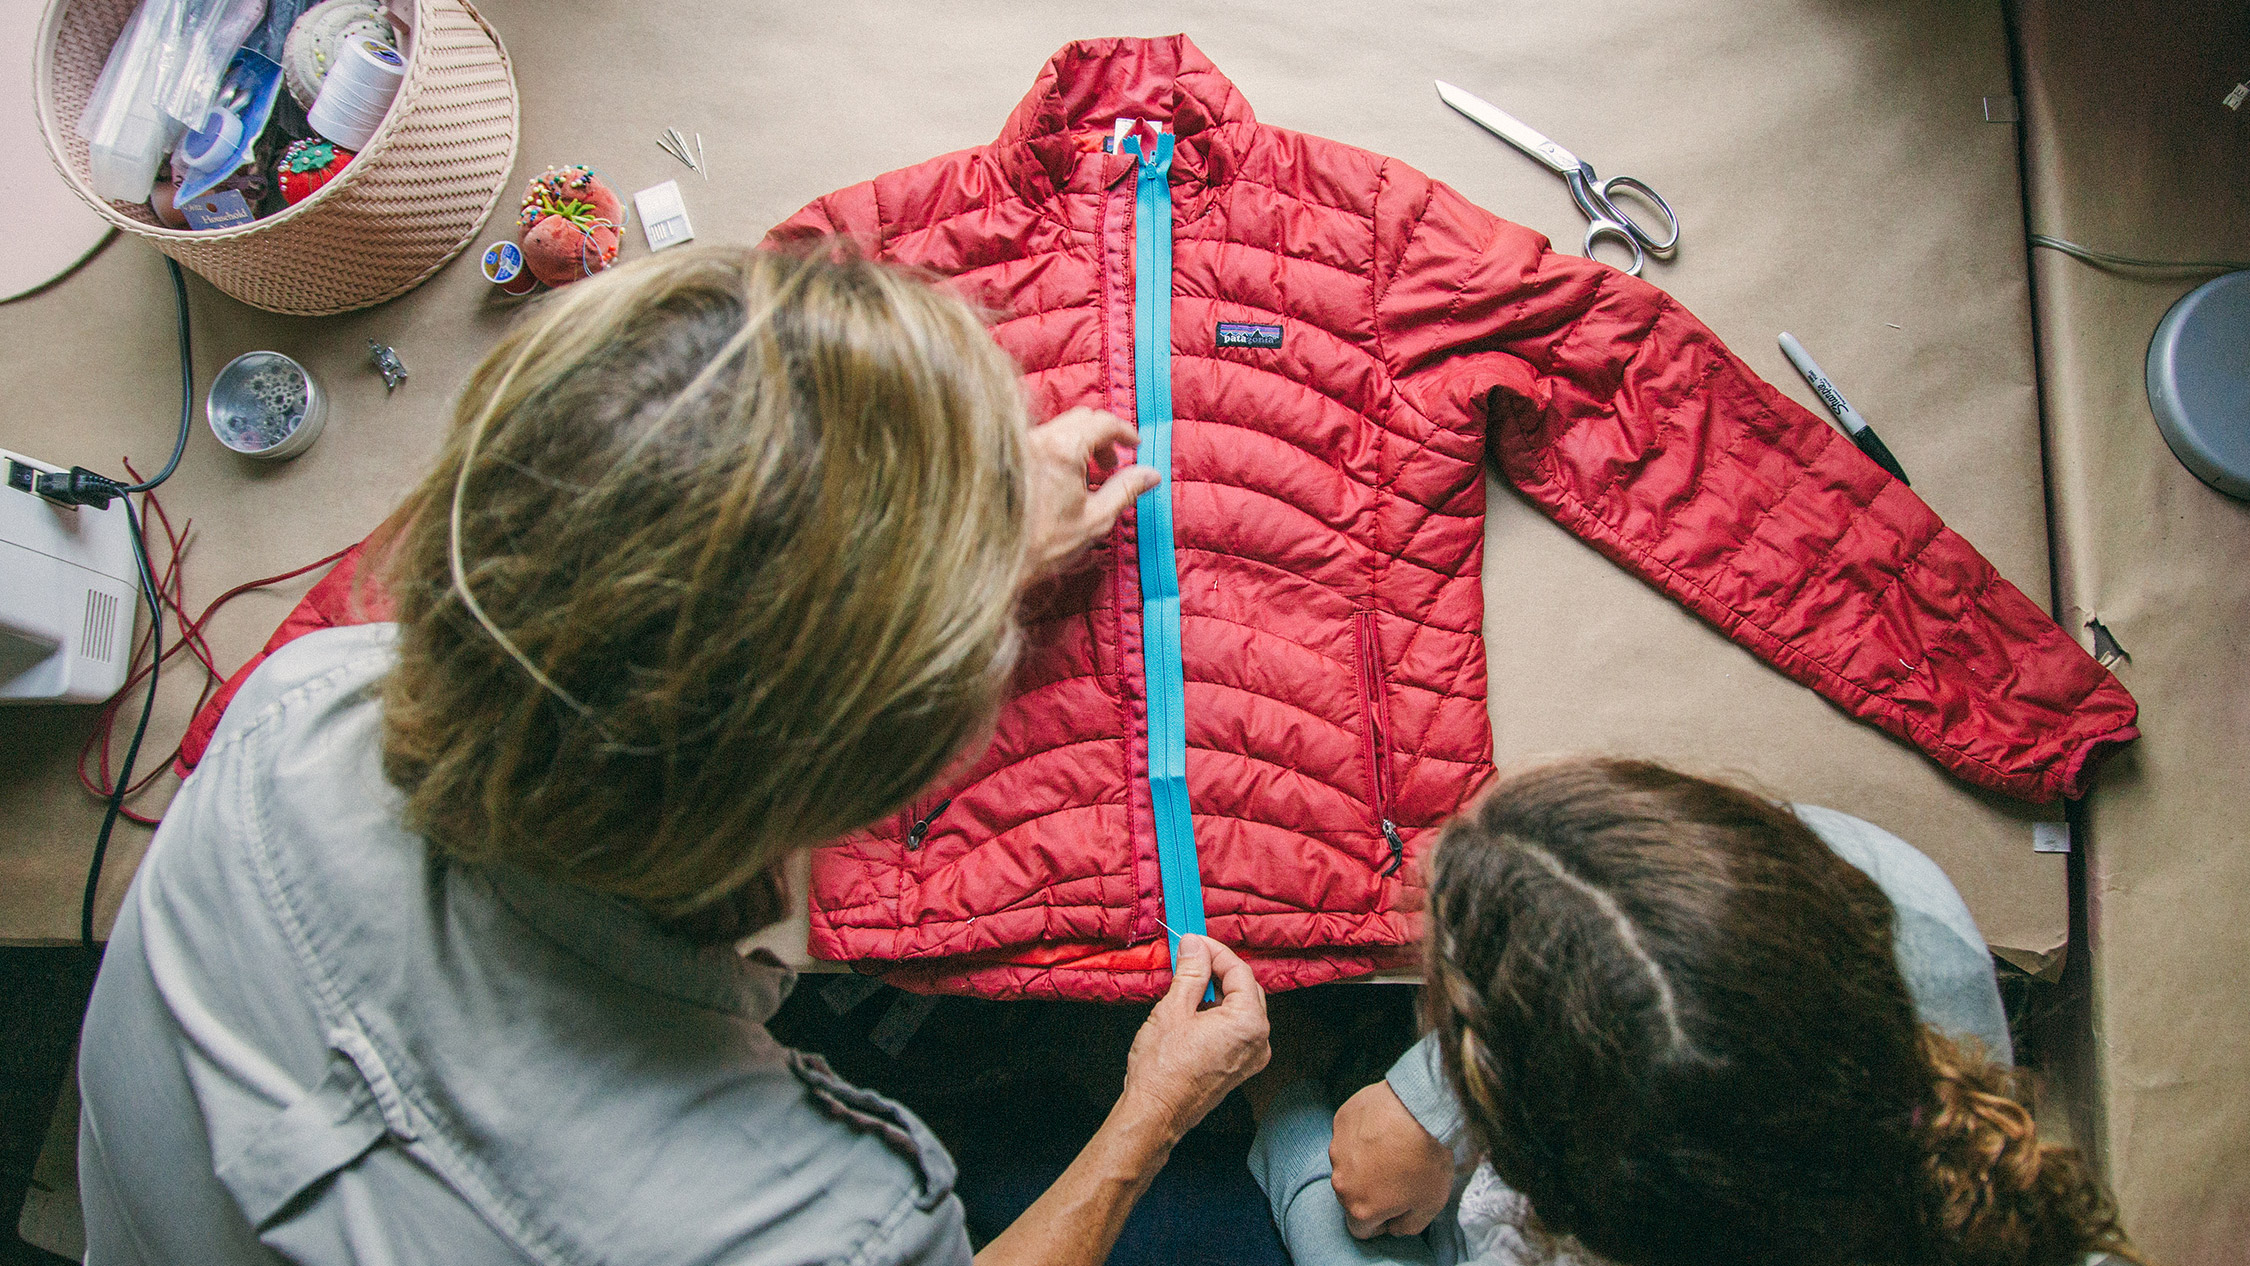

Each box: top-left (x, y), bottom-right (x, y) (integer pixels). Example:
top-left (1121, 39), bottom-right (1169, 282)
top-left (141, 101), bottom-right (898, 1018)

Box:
top-left (1358, 610), bottom-right (1391, 814)
top-left (1359, 609), bottom-right (1402, 878)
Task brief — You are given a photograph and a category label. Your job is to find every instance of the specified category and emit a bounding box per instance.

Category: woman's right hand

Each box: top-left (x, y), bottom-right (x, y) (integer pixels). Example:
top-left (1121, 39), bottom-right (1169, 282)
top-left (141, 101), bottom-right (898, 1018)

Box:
top-left (977, 936), bottom-right (1269, 1266)
top-left (1119, 934), bottom-right (1271, 1140)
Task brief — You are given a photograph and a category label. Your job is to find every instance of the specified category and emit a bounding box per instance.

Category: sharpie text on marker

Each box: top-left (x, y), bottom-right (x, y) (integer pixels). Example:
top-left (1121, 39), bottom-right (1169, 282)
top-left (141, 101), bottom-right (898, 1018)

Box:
top-left (1778, 332), bottom-right (1912, 486)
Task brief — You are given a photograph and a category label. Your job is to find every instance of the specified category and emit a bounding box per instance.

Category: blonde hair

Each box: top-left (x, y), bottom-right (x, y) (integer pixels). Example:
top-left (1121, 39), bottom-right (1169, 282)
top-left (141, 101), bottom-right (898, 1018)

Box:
top-left (380, 244), bottom-right (1028, 926)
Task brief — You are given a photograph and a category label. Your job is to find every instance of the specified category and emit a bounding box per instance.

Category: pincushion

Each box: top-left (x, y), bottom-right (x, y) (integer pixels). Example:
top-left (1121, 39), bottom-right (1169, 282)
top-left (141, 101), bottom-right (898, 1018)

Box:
top-left (277, 137), bottom-right (354, 205)
top-left (517, 165), bottom-right (624, 287)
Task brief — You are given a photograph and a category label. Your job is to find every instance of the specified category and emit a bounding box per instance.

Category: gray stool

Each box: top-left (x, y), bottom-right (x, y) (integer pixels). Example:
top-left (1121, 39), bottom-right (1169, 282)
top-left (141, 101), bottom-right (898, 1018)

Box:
top-left (2147, 269), bottom-right (2250, 501)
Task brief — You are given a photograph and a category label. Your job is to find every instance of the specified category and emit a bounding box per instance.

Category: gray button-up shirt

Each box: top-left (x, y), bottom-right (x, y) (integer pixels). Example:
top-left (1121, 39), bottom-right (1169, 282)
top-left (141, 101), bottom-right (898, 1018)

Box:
top-left (77, 624), bottom-right (972, 1266)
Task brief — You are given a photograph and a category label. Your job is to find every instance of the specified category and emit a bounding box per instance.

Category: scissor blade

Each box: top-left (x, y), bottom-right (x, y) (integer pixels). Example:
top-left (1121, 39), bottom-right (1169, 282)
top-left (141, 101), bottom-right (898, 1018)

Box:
top-left (1433, 80), bottom-right (1581, 175)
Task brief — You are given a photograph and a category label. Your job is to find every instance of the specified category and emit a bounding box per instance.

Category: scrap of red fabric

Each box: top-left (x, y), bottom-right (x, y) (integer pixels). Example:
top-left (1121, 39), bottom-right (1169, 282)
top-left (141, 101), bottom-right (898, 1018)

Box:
top-left (180, 34), bottom-right (2135, 1004)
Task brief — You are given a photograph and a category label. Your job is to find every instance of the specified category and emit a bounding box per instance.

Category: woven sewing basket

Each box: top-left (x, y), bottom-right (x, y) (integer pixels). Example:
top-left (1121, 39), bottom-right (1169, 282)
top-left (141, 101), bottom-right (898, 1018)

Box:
top-left (36, 0), bottom-right (518, 316)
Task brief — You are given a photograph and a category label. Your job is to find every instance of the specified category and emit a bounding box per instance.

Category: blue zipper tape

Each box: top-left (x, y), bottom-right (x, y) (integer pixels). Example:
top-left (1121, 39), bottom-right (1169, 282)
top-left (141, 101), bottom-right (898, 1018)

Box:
top-left (1121, 133), bottom-right (1211, 997)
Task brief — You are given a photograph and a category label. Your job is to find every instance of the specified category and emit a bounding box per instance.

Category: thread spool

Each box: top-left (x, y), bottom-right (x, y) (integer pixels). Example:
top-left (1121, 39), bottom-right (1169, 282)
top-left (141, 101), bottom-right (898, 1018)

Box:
top-left (480, 241), bottom-right (539, 296)
top-left (177, 106), bottom-right (244, 170)
top-left (307, 38), bottom-right (405, 149)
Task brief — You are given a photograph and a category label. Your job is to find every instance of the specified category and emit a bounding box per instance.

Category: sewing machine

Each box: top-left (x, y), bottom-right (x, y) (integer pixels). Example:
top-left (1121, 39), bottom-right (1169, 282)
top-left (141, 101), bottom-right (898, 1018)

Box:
top-left (0, 448), bottom-right (140, 705)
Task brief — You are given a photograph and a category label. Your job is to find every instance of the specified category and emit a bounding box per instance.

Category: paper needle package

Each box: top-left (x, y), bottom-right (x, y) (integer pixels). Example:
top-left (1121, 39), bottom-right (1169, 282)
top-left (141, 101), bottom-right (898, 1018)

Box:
top-left (635, 180), bottom-right (695, 252)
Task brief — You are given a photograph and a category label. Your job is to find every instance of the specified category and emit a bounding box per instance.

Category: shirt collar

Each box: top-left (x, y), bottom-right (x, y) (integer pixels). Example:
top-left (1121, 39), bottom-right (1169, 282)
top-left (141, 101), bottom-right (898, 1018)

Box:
top-left (483, 863), bottom-right (794, 1022)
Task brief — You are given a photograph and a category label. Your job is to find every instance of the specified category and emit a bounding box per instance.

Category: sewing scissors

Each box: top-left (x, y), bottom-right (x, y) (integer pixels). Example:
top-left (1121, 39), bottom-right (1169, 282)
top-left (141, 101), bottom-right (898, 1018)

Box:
top-left (1434, 81), bottom-right (1681, 276)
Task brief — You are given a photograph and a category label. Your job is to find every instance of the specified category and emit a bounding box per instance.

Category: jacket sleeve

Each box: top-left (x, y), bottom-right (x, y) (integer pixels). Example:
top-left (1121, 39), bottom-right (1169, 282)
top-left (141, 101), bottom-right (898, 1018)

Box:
top-left (763, 182), bottom-right (885, 253)
top-left (1371, 171), bottom-right (2136, 803)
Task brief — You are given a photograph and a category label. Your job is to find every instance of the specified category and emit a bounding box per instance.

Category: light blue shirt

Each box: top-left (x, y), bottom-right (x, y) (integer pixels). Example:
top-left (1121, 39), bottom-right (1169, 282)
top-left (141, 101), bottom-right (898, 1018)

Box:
top-left (77, 624), bottom-right (973, 1266)
top-left (1248, 804), bottom-right (2013, 1266)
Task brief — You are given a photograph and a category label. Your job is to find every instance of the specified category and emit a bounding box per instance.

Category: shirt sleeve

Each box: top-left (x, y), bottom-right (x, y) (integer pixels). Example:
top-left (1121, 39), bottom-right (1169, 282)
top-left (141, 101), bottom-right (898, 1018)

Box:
top-left (1793, 804), bottom-right (2014, 1064)
top-left (1383, 1033), bottom-right (1474, 1166)
top-left (1368, 167), bottom-right (2137, 804)
top-left (1246, 1081), bottom-right (1454, 1266)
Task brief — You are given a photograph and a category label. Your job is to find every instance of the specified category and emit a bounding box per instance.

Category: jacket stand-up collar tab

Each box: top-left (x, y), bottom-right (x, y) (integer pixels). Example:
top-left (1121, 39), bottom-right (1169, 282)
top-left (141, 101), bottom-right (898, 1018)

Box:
top-left (994, 34), bottom-right (1253, 210)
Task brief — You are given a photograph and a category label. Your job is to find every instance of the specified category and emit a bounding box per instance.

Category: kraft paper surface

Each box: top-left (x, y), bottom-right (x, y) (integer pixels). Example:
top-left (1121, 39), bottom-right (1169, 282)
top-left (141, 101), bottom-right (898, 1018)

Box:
top-left (2016, 2), bottom-right (2250, 1260)
top-left (1, 1), bottom-right (2066, 968)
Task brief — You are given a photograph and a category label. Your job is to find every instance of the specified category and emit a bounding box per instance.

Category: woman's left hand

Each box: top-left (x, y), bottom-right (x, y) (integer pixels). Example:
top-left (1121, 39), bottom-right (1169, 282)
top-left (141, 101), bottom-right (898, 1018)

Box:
top-left (1026, 408), bottom-right (1161, 578)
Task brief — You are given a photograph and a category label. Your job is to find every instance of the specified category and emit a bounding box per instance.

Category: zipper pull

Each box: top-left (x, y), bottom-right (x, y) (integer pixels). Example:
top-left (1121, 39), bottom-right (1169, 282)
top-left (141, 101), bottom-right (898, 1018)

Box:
top-left (906, 798), bottom-right (953, 851)
top-left (1381, 819), bottom-right (1405, 877)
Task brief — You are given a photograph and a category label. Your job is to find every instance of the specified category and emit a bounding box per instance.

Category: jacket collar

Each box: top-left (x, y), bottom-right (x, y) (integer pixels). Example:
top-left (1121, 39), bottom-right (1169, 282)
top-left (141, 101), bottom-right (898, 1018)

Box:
top-left (993, 35), bottom-right (1255, 211)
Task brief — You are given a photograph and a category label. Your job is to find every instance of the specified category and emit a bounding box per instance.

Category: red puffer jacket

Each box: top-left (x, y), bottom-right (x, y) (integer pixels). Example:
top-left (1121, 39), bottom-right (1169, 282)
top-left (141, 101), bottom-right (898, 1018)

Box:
top-left (763, 34), bottom-right (2135, 1001)
top-left (184, 36), bottom-right (2136, 1004)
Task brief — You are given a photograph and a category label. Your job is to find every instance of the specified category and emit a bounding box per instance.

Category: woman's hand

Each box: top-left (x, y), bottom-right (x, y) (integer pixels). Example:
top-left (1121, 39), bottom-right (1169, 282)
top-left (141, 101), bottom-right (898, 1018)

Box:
top-left (1330, 1080), bottom-right (1456, 1238)
top-left (1025, 408), bottom-right (1161, 579)
top-left (1119, 934), bottom-right (1272, 1140)
top-left (976, 934), bottom-right (1268, 1266)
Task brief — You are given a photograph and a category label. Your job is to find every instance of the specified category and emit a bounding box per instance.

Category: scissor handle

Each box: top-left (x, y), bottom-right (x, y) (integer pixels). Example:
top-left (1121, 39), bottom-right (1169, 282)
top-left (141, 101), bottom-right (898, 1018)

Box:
top-left (1596, 174), bottom-right (1681, 255)
top-left (1565, 166), bottom-right (1680, 276)
top-left (1583, 219), bottom-right (1646, 276)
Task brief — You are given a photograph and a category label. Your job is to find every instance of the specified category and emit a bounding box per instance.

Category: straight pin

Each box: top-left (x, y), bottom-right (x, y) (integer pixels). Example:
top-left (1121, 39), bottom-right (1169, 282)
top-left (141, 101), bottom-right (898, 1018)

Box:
top-left (1155, 917), bottom-right (1221, 1003)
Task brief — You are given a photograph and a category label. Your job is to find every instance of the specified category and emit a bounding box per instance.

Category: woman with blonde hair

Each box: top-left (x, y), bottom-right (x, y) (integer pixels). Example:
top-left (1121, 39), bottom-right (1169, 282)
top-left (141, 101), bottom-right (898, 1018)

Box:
top-left (76, 245), bottom-right (1268, 1265)
top-left (1252, 758), bottom-right (2143, 1266)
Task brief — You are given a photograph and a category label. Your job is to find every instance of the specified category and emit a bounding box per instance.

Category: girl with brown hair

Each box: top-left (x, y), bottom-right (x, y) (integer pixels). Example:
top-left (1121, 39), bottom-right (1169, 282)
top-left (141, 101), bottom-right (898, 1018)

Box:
top-left (76, 245), bottom-right (1268, 1266)
top-left (1251, 758), bottom-right (2142, 1266)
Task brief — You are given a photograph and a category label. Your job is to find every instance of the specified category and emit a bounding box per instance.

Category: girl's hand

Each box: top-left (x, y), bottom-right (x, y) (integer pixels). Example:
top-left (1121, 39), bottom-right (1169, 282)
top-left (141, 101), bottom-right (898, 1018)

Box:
top-left (1025, 408), bottom-right (1161, 578)
top-left (1330, 1080), bottom-right (1456, 1238)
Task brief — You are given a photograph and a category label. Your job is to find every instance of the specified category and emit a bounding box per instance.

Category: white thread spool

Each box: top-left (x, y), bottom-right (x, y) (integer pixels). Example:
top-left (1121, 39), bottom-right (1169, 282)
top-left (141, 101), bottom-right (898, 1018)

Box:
top-left (307, 38), bottom-right (405, 150)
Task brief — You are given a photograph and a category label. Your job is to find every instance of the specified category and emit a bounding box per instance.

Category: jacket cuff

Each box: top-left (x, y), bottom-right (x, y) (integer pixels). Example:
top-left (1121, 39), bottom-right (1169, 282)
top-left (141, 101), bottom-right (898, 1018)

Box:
top-left (2056, 723), bottom-right (2139, 799)
top-left (1385, 1033), bottom-right (1475, 1165)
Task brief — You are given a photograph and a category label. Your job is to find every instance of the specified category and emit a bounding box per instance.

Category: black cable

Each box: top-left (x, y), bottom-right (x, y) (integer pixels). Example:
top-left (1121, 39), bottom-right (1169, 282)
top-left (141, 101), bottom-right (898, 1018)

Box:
top-left (77, 257), bottom-right (194, 947)
top-left (83, 500), bottom-right (164, 948)
top-left (117, 260), bottom-right (195, 494)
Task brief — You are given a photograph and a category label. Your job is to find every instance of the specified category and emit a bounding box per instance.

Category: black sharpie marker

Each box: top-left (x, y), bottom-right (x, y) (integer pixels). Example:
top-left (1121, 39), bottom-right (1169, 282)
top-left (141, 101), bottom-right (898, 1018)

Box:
top-left (1778, 332), bottom-right (1911, 486)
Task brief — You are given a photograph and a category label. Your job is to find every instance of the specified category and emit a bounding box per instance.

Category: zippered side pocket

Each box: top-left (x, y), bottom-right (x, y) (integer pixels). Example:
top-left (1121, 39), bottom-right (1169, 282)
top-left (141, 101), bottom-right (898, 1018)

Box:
top-left (1355, 610), bottom-right (1404, 877)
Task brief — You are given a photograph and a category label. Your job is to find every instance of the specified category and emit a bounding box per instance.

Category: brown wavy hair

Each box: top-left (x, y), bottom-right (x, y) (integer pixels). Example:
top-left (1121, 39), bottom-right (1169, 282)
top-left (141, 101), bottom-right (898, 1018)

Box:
top-left (1424, 758), bottom-right (2141, 1266)
top-left (380, 244), bottom-right (1029, 931)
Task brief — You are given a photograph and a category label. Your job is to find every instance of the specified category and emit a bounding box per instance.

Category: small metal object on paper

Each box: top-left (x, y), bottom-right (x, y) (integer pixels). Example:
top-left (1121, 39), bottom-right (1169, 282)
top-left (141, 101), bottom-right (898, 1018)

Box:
top-left (635, 180), bottom-right (695, 252)
top-left (2032, 823), bottom-right (2071, 855)
top-left (1981, 95), bottom-right (2019, 123)
top-left (658, 127), bottom-right (707, 179)
top-left (367, 339), bottom-right (408, 391)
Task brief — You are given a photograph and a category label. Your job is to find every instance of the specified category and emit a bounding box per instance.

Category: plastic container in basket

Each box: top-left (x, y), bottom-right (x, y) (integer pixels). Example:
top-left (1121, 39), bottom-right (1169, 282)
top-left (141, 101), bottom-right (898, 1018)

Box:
top-left (36, 0), bottom-right (520, 316)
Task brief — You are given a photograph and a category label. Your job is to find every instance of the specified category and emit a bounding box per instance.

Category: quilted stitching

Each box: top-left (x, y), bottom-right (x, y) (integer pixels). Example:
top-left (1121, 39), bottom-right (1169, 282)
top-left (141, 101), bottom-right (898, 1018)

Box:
top-left (194, 37), bottom-right (2133, 1008)
top-left (774, 35), bottom-right (2135, 1000)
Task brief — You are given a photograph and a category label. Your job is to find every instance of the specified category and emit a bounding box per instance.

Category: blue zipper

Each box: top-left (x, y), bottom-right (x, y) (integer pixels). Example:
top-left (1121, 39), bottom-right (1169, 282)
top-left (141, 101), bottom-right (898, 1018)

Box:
top-left (1120, 132), bottom-right (1211, 993)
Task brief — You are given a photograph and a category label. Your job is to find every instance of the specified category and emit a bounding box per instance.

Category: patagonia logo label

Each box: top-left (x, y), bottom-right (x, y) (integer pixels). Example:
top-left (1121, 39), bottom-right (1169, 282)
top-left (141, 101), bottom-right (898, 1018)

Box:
top-left (1216, 322), bottom-right (1283, 349)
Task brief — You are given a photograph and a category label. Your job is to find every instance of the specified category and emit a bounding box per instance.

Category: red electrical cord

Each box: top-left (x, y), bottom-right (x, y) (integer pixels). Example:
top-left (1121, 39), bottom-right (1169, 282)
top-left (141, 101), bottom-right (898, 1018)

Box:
top-left (77, 461), bottom-right (356, 825)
